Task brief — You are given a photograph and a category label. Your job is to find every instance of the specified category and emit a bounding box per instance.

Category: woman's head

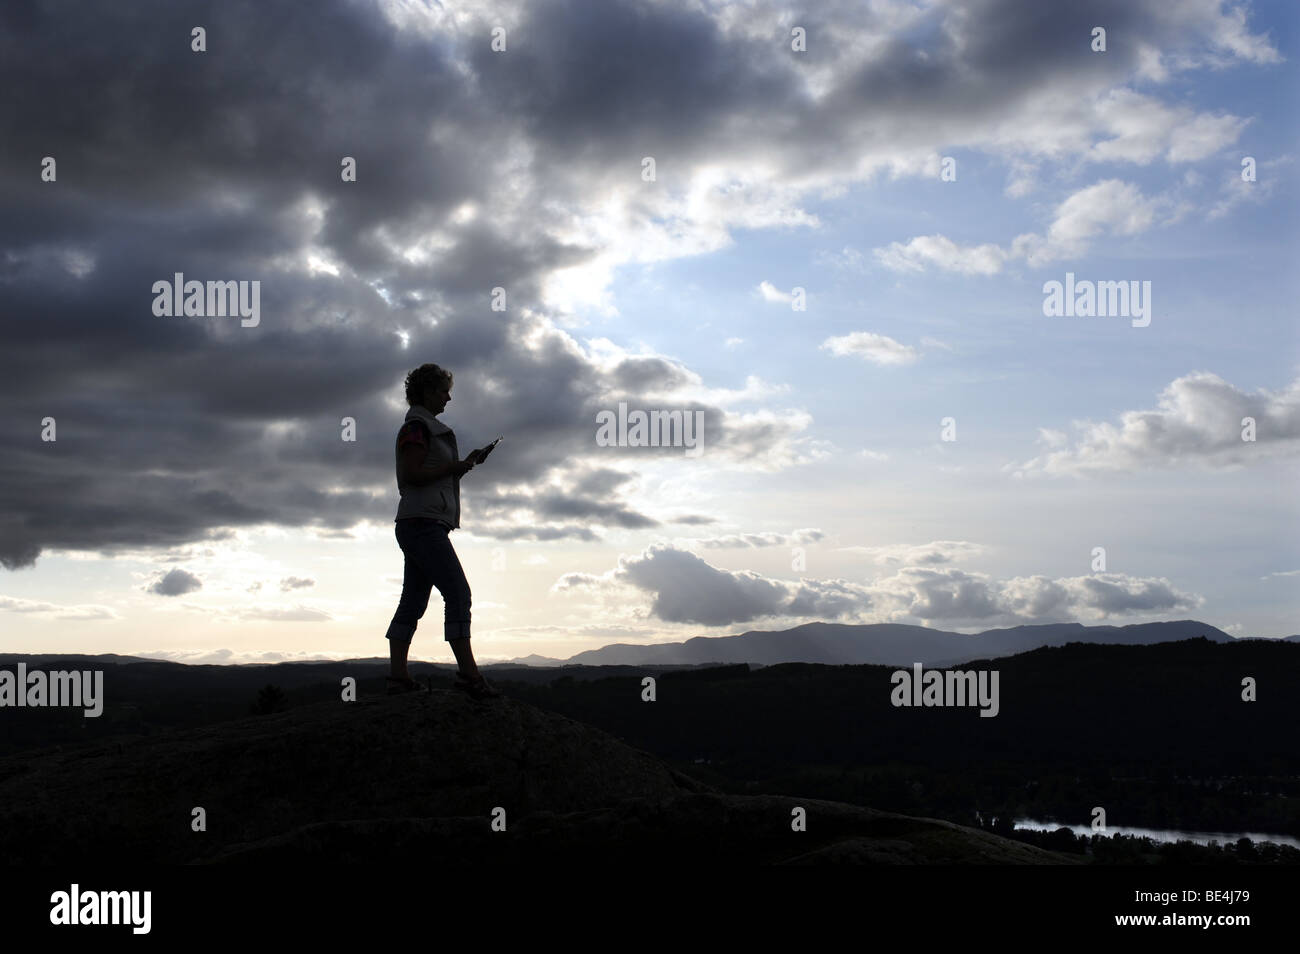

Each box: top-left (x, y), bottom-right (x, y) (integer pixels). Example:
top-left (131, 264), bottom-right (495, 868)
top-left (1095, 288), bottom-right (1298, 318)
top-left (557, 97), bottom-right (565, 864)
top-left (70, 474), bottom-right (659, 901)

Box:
top-left (404, 363), bottom-right (454, 412)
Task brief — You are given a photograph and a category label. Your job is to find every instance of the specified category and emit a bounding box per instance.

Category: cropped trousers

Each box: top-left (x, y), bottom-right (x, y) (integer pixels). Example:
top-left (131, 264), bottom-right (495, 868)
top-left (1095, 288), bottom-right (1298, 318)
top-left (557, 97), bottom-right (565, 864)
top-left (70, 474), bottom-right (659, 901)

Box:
top-left (385, 517), bottom-right (471, 643)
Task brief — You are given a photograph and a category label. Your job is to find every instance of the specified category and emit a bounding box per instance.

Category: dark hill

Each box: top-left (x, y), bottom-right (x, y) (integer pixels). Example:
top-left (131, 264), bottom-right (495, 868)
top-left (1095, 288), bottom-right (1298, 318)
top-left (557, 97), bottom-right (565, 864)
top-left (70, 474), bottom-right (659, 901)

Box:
top-left (0, 687), bottom-right (1071, 865)
top-left (495, 638), bottom-right (1300, 839)
top-left (509, 638), bottom-right (1300, 775)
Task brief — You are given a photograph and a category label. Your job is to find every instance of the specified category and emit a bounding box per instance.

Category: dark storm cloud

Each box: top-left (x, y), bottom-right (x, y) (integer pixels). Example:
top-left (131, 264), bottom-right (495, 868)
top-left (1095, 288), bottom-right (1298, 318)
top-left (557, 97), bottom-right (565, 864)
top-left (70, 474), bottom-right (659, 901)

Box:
top-left (470, 0), bottom-right (795, 173)
top-left (608, 357), bottom-right (696, 394)
top-left (558, 545), bottom-right (1201, 628)
top-left (0, 0), bottom-right (1268, 567)
top-left (470, 478), bottom-right (660, 535)
top-left (558, 543), bottom-right (872, 626)
top-left (669, 514), bottom-right (717, 526)
top-left (471, 524), bottom-right (602, 543)
top-left (0, 0), bottom-right (655, 565)
top-left (146, 567), bottom-right (203, 596)
top-left (572, 468), bottom-right (637, 498)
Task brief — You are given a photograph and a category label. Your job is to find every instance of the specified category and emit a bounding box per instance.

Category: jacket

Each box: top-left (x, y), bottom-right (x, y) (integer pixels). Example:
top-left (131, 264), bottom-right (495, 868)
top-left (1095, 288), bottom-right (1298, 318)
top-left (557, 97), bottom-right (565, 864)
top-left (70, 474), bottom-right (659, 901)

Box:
top-left (394, 405), bottom-right (461, 528)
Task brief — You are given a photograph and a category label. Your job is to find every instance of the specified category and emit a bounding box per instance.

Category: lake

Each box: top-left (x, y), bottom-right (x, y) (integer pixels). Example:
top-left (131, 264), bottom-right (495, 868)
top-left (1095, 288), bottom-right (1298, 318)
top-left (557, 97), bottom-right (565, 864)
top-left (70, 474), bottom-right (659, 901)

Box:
top-left (1014, 817), bottom-right (1300, 850)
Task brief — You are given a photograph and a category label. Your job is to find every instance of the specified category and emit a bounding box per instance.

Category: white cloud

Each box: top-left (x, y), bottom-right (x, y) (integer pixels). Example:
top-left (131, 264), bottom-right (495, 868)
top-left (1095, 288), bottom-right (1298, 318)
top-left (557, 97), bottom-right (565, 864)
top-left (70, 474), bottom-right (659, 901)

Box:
top-left (1260, 569), bottom-right (1300, 580)
top-left (1014, 372), bottom-right (1300, 476)
top-left (837, 540), bottom-right (987, 566)
top-left (874, 235), bottom-right (1009, 275)
top-left (684, 528), bottom-right (825, 549)
top-left (1033, 179), bottom-right (1167, 259)
top-left (232, 605), bottom-right (334, 622)
top-left (816, 246), bottom-right (869, 271)
top-left (0, 595), bottom-right (118, 620)
top-left (1157, 0), bottom-right (1283, 66)
top-left (1208, 154), bottom-right (1292, 220)
top-left (868, 566), bottom-right (1201, 623)
top-left (876, 179), bottom-right (1175, 274)
top-left (821, 331), bottom-right (921, 365)
top-left (1088, 89), bottom-right (1248, 165)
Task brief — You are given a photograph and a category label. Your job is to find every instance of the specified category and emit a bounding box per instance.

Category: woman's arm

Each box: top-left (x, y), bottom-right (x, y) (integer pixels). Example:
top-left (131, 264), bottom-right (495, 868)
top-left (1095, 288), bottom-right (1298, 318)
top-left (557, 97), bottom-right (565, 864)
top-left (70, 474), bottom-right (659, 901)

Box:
top-left (398, 444), bottom-right (475, 485)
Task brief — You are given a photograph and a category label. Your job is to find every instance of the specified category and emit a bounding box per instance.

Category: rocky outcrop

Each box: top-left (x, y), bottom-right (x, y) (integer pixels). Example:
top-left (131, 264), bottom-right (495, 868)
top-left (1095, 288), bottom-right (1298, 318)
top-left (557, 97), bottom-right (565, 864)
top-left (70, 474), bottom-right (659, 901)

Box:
top-left (0, 689), bottom-right (1073, 864)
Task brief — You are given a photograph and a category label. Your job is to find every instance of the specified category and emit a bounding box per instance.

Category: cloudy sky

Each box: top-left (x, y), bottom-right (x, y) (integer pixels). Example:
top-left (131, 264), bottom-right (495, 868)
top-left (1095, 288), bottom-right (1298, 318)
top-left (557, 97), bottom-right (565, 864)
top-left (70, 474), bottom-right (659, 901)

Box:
top-left (2, 0), bottom-right (1296, 665)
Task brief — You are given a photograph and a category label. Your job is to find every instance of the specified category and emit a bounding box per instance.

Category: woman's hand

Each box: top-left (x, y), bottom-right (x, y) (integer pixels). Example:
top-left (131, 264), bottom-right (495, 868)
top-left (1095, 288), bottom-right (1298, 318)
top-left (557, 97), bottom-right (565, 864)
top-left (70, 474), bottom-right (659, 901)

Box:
top-left (400, 452), bottom-right (477, 485)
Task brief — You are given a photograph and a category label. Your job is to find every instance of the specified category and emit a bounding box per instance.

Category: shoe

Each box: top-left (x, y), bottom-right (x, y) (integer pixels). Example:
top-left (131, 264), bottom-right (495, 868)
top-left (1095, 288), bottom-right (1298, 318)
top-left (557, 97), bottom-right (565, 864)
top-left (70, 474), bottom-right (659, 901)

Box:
top-left (453, 673), bottom-right (501, 700)
top-left (386, 676), bottom-right (429, 695)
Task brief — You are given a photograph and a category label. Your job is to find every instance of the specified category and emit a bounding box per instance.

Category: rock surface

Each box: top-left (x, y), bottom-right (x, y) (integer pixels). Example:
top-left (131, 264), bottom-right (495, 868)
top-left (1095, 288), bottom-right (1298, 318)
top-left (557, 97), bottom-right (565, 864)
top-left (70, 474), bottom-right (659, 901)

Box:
top-left (0, 689), bottom-right (1074, 864)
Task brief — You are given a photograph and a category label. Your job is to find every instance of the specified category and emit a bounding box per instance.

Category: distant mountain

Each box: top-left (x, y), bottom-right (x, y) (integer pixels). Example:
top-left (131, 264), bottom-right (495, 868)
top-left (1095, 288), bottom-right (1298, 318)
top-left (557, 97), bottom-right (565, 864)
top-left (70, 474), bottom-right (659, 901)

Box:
top-left (0, 652), bottom-right (154, 665)
top-left (505, 653), bottom-right (565, 667)
top-left (560, 619), bottom-right (1236, 667)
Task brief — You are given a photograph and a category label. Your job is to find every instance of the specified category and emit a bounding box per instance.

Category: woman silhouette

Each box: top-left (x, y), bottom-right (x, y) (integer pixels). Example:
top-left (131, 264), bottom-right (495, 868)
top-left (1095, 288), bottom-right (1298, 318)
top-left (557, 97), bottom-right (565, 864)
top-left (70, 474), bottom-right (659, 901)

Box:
top-left (384, 363), bottom-right (501, 699)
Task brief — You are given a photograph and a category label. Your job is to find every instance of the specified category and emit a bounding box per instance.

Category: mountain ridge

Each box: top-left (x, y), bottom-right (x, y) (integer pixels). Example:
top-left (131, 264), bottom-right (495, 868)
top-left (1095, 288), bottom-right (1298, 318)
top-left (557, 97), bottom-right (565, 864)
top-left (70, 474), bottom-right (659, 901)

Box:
top-left (525, 619), bottom-right (1237, 667)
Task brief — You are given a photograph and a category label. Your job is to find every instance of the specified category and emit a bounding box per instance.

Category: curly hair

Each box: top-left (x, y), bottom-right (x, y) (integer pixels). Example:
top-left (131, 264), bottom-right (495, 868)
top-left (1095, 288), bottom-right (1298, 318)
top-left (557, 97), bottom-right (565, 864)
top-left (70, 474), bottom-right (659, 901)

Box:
top-left (404, 363), bottom-right (454, 406)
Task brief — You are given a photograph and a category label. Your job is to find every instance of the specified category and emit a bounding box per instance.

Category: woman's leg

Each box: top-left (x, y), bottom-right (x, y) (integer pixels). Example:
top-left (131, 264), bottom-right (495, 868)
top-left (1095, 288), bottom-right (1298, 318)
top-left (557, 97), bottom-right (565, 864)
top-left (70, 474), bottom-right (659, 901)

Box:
top-left (448, 637), bottom-right (481, 681)
top-left (398, 522), bottom-right (479, 680)
top-left (386, 520), bottom-right (435, 680)
top-left (389, 634), bottom-right (412, 682)
top-left (421, 529), bottom-right (478, 678)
